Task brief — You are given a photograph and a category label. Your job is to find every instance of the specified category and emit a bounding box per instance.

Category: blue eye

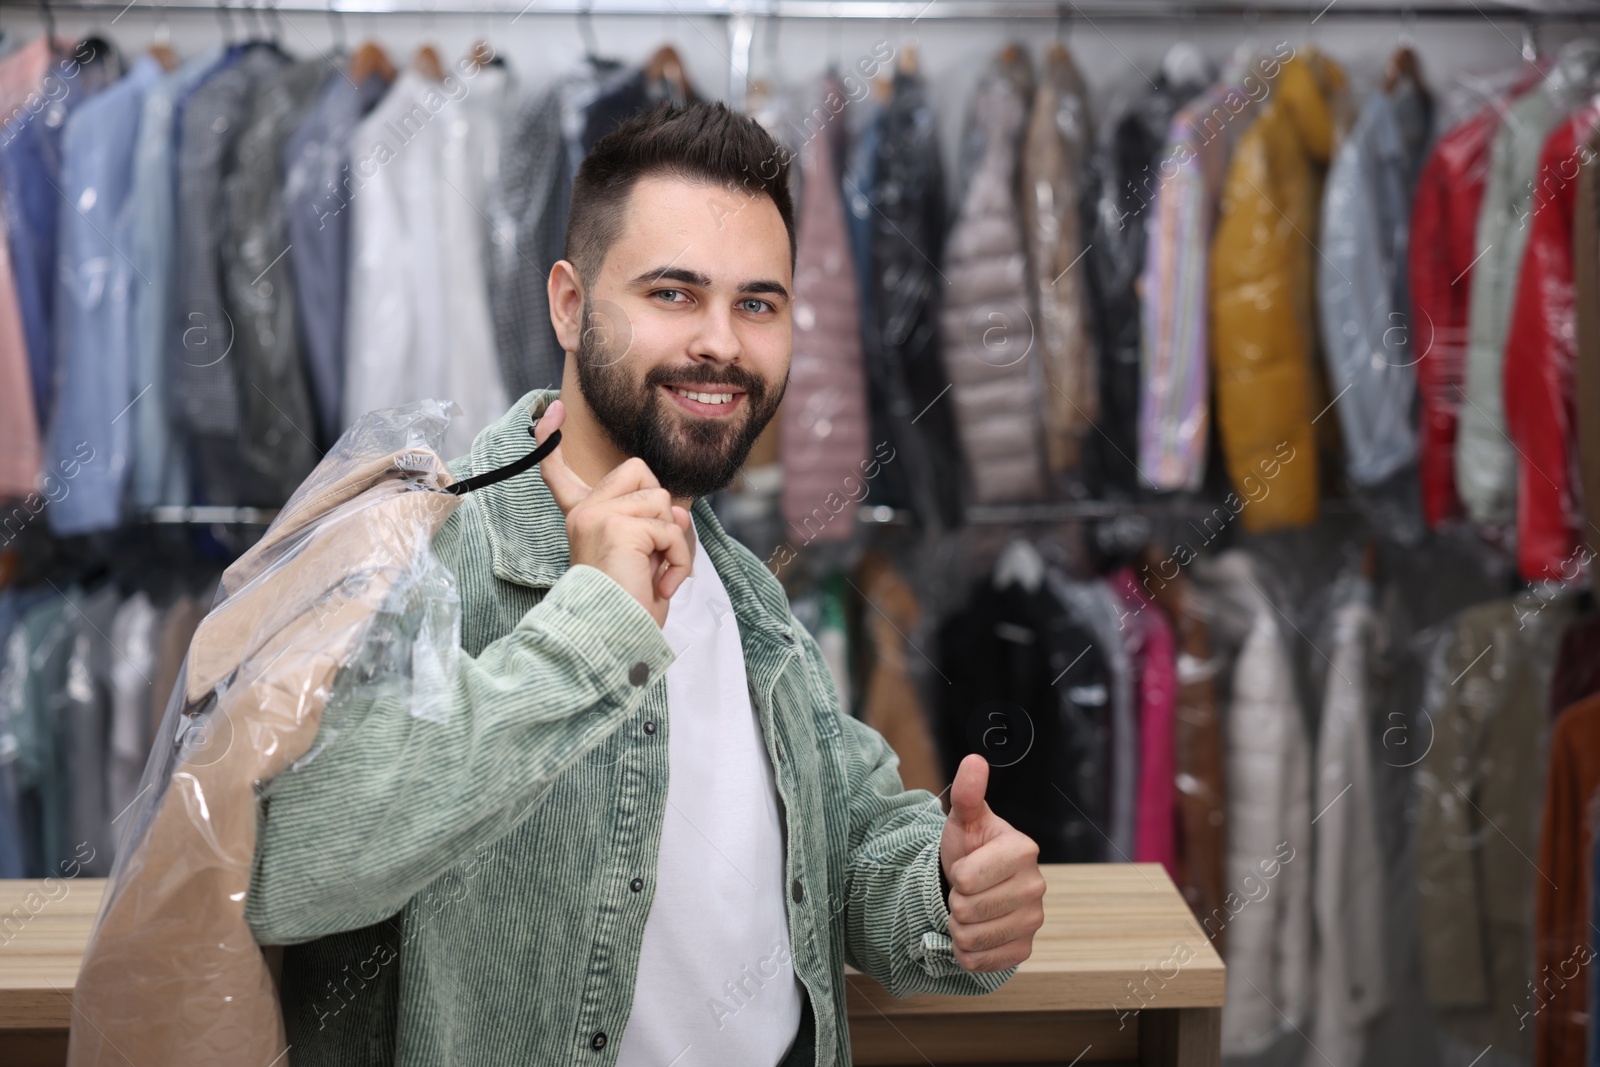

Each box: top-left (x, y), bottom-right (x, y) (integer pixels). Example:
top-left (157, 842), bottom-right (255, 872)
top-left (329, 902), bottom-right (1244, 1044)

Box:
top-left (654, 289), bottom-right (685, 303)
top-left (741, 298), bottom-right (773, 314)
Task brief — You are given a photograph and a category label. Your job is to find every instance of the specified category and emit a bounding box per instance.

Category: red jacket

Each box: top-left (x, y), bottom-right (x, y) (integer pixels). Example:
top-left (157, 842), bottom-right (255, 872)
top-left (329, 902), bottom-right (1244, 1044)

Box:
top-left (1505, 105), bottom-right (1600, 581)
top-left (1410, 79), bottom-right (1542, 528)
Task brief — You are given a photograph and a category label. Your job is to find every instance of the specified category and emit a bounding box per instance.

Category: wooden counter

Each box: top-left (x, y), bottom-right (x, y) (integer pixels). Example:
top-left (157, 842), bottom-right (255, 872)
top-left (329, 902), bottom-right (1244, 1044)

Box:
top-left (0, 863), bottom-right (1223, 1066)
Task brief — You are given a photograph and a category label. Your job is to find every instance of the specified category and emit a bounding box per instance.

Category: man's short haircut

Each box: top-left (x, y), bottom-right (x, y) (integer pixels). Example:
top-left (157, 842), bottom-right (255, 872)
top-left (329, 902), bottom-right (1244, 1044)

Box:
top-left (565, 100), bottom-right (796, 290)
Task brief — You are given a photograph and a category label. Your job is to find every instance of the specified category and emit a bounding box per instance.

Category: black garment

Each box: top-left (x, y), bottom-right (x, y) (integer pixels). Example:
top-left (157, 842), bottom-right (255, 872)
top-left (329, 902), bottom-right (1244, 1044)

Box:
top-left (862, 71), bottom-right (964, 529)
top-left (1082, 75), bottom-right (1204, 498)
top-left (936, 575), bottom-right (1111, 862)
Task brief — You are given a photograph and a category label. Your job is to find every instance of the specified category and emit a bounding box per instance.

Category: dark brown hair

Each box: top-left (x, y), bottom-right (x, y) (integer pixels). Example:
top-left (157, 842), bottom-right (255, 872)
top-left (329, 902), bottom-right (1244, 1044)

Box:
top-left (565, 100), bottom-right (797, 290)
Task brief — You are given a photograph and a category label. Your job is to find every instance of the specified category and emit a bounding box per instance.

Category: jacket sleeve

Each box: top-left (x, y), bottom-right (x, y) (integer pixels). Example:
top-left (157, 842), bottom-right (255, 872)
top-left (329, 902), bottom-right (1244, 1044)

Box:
top-left (245, 562), bottom-right (676, 945)
top-left (1409, 146), bottom-right (1461, 528)
top-left (794, 625), bottom-right (1018, 999)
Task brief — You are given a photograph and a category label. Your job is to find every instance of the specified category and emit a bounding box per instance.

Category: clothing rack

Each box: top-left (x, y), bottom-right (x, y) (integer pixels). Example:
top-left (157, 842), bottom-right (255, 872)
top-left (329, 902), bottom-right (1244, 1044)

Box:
top-left (24, 0), bottom-right (1592, 17)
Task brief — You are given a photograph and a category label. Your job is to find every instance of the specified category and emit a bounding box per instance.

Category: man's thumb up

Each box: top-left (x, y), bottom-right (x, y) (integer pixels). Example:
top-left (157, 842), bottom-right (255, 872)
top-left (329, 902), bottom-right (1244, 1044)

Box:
top-left (937, 753), bottom-right (1047, 974)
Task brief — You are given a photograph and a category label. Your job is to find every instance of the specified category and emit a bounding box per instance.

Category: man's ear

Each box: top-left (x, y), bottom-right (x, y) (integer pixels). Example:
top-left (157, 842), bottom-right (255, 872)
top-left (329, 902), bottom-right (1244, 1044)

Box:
top-left (548, 260), bottom-right (584, 353)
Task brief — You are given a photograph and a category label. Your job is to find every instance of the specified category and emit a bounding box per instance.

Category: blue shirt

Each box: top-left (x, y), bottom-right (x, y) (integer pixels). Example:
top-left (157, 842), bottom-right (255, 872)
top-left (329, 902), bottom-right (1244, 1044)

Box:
top-left (0, 41), bottom-right (120, 432)
top-left (127, 47), bottom-right (227, 512)
top-left (46, 55), bottom-right (165, 535)
top-left (282, 67), bottom-right (389, 449)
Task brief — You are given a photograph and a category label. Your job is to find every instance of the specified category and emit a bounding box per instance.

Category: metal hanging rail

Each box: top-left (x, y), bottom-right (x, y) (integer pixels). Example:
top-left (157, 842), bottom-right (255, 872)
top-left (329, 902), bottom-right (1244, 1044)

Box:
top-left (21, 0), bottom-right (1597, 19)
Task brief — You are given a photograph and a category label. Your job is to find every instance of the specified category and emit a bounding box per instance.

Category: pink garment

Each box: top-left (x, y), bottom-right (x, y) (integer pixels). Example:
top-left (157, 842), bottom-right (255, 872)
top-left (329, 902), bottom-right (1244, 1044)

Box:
top-left (0, 37), bottom-right (61, 501)
top-left (1112, 567), bottom-right (1179, 877)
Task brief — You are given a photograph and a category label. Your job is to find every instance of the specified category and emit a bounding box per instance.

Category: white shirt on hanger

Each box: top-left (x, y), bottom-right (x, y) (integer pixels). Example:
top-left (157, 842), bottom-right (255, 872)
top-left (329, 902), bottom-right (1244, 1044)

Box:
top-left (615, 536), bottom-right (803, 1067)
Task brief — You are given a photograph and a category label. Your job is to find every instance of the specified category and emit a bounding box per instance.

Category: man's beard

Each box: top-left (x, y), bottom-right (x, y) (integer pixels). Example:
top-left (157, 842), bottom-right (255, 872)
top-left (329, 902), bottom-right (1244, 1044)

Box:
top-left (574, 306), bottom-right (787, 499)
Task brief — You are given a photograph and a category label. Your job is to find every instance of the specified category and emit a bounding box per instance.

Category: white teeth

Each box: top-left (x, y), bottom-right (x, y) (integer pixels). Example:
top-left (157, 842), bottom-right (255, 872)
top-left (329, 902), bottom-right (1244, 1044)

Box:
top-left (670, 387), bottom-right (733, 405)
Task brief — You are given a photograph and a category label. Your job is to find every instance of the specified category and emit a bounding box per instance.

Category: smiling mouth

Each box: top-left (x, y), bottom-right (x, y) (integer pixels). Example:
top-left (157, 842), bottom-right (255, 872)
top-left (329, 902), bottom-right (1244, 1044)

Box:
top-left (662, 383), bottom-right (746, 416)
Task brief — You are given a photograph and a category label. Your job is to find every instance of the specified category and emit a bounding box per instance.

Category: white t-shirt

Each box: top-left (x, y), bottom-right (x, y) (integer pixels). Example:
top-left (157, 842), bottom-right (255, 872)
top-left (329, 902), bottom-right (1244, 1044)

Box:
top-left (615, 541), bottom-right (804, 1067)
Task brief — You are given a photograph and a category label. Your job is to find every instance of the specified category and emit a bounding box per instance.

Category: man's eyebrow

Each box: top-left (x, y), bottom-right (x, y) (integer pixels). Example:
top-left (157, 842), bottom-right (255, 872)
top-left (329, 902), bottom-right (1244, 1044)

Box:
top-left (738, 280), bottom-right (790, 301)
top-left (630, 266), bottom-right (712, 288)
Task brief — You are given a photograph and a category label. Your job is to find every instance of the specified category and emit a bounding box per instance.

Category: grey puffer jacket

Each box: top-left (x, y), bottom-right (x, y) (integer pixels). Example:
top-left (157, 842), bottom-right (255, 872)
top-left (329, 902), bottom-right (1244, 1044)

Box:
top-left (940, 46), bottom-right (1051, 505)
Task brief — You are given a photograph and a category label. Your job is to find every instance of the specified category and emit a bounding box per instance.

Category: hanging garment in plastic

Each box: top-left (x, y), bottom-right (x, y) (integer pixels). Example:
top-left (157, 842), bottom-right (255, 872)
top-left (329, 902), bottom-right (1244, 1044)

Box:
top-left (1534, 693), bottom-right (1600, 1067)
top-left (1457, 40), bottom-right (1600, 527)
top-left (1316, 79), bottom-right (1433, 488)
top-left (1111, 568), bottom-right (1178, 879)
top-left (1209, 49), bottom-right (1349, 533)
top-left (1576, 126), bottom-right (1600, 597)
top-left (781, 74), bottom-right (871, 545)
top-left (1137, 48), bottom-right (1276, 494)
top-left (862, 69), bottom-right (964, 529)
top-left (1083, 46), bottom-right (1210, 498)
top-left (1143, 562), bottom-right (1228, 952)
top-left (1191, 550), bottom-right (1312, 1057)
top-left (1415, 589), bottom-right (1579, 1059)
top-left (1308, 573), bottom-right (1390, 1067)
top-left (1504, 104), bottom-right (1600, 582)
top-left (68, 400), bottom-right (466, 1067)
top-left (1020, 43), bottom-right (1097, 478)
top-left (941, 45), bottom-right (1051, 505)
top-left (1409, 68), bottom-right (1544, 529)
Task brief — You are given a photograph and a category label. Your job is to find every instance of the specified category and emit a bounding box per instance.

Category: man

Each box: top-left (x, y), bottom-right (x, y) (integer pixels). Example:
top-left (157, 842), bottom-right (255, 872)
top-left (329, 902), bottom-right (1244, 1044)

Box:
top-left (248, 100), bottom-right (1044, 1067)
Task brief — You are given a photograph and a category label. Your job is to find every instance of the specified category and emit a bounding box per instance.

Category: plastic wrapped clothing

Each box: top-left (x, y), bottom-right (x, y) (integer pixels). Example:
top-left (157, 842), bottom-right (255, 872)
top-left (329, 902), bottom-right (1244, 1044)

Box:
top-left (1110, 568), bottom-right (1178, 878)
top-left (1138, 48), bottom-right (1276, 493)
top-left (1020, 44), bottom-right (1097, 477)
top-left (1505, 105), bottom-right (1600, 582)
top-left (1316, 79), bottom-right (1433, 487)
top-left (854, 551), bottom-right (944, 798)
top-left (781, 74), bottom-right (871, 545)
top-left (937, 545), bottom-right (1112, 863)
top-left (1409, 71), bottom-right (1542, 528)
top-left (68, 401), bottom-right (465, 1067)
top-left (1046, 568), bottom-right (1135, 864)
top-left (1534, 693), bottom-right (1600, 1067)
top-left (1210, 50), bottom-right (1349, 533)
top-left (1308, 574), bottom-right (1389, 1067)
top-left (1144, 563), bottom-right (1228, 952)
top-left (1577, 126), bottom-right (1600, 597)
top-left (1414, 590), bottom-right (1579, 1058)
top-left (219, 58), bottom-right (329, 507)
top-left (1190, 550), bottom-right (1312, 1057)
top-left (1457, 41), bottom-right (1600, 527)
top-left (859, 70), bottom-right (964, 529)
top-left (1083, 47), bottom-right (1210, 497)
top-left (940, 46), bottom-right (1051, 505)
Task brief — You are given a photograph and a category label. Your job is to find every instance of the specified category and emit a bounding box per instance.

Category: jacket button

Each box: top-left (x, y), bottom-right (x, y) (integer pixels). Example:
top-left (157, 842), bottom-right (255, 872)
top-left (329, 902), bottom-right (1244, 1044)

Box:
top-left (591, 1031), bottom-right (607, 1051)
top-left (642, 720), bottom-right (656, 735)
top-left (792, 879), bottom-right (804, 903)
top-left (630, 877), bottom-right (644, 892)
top-left (628, 662), bottom-right (649, 686)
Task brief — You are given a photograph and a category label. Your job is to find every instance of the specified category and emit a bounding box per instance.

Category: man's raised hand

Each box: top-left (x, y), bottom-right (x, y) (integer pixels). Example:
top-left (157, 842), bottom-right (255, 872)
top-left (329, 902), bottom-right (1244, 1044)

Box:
top-left (537, 399), bottom-right (695, 627)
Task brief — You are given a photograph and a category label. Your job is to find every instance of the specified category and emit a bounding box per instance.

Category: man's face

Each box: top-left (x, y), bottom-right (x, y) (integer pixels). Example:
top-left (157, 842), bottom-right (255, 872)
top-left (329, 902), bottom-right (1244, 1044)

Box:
top-left (575, 175), bottom-right (792, 500)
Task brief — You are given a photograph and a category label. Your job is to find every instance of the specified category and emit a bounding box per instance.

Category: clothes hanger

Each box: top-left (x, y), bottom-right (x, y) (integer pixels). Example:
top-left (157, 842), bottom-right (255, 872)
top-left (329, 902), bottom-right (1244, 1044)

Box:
top-left (444, 425), bottom-right (563, 497)
top-left (149, 5), bottom-right (179, 72)
top-left (324, 0), bottom-right (348, 58)
top-left (412, 42), bottom-right (446, 82)
top-left (645, 44), bottom-right (692, 101)
top-left (577, 0), bottom-right (601, 64)
top-left (349, 38), bottom-right (396, 84)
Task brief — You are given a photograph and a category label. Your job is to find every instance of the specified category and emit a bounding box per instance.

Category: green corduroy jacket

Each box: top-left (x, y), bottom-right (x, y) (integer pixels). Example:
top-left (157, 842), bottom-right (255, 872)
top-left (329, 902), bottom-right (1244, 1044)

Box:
top-left (245, 388), bottom-right (1016, 1067)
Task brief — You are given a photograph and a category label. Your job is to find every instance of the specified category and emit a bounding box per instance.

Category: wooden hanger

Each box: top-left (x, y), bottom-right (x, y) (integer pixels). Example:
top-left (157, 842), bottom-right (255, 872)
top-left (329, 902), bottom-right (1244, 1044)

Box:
top-left (349, 39), bottom-right (396, 84)
top-left (898, 41), bottom-right (918, 76)
top-left (464, 39), bottom-right (498, 72)
top-left (1382, 45), bottom-right (1420, 94)
top-left (645, 44), bottom-right (692, 100)
top-left (149, 40), bottom-right (178, 72)
top-left (413, 42), bottom-right (446, 82)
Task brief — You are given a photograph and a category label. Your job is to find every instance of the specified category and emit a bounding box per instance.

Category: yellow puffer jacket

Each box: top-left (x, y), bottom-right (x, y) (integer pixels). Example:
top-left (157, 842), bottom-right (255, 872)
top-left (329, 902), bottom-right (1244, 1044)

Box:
top-left (1209, 50), bottom-right (1349, 531)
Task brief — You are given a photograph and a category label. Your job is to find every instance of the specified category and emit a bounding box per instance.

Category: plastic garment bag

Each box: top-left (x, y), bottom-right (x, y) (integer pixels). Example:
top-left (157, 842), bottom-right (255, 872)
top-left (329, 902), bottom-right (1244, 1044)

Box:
top-left (1316, 80), bottom-right (1432, 489)
top-left (1020, 44), bottom-right (1097, 478)
top-left (1504, 106), bottom-right (1600, 582)
top-left (68, 400), bottom-right (472, 1067)
top-left (1414, 589), bottom-right (1579, 1060)
top-left (940, 46), bottom-right (1051, 505)
top-left (1209, 50), bottom-right (1349, 533)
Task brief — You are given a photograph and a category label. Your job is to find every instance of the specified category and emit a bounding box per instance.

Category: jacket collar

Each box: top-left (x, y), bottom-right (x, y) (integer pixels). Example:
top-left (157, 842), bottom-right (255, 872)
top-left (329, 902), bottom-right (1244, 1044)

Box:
top-left (468, 389), bottom-right (796, 646)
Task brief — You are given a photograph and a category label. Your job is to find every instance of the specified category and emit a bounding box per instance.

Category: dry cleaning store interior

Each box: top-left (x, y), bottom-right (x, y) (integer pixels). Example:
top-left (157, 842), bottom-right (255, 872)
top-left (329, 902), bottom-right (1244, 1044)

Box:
top-left (5, 0), bottom-right (1600, 1066)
